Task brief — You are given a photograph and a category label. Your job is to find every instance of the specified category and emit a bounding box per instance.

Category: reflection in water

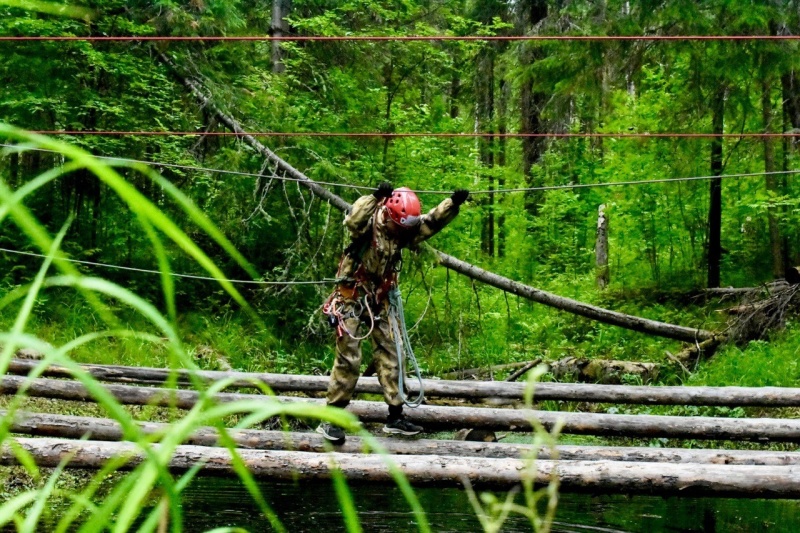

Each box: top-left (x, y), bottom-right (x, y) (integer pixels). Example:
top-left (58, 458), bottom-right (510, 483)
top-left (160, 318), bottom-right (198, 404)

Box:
top-left (178, 477), bottom-right (800, 532)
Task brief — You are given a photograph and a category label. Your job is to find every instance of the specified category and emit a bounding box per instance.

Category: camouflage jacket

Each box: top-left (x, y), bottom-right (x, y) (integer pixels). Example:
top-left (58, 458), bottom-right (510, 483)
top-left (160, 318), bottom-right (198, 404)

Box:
top-left (335, 194), bottom-right (461, 298)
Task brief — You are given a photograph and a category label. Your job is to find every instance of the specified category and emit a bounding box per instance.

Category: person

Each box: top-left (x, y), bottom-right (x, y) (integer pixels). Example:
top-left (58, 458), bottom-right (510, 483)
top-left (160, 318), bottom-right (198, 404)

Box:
top-left (318, 183), bottom-right (469, 443)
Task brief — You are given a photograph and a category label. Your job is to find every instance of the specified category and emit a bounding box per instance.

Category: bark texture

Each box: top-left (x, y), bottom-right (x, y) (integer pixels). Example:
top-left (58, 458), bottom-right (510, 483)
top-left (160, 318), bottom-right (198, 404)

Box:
top-left (6, 376), bottom-right (800, 441)
top-left (6, 437), bottom-right (800, 495)
top-left (548, 357), bottom-right (658, 384)
top-left (12, 360), bottom-right (800, 406)
top-left (13, 410), bottom-right (800, 464)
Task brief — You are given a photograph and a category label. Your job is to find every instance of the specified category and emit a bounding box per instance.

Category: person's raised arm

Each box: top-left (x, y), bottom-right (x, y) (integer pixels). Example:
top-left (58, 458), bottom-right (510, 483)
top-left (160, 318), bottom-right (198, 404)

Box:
top-left (411, 189), bottom-right (469, 246)
top-left (344, 182), bottom-right (393, 237)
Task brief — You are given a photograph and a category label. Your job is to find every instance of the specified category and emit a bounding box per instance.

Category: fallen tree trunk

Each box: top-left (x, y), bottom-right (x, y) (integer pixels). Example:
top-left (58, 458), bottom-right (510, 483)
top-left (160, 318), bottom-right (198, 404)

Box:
top-left (5, 376), bottom-right (800, 441)
top-left (441, 361), bottom-right (535, 380)
top-left (8, 410), bottom-right (800, 466)
top-left (672, 336), bottom-right (724, 363)
top-left (163, 55), bottom-right (715, 344)
top-left (12, 359), bottom-right (800, 407)
top-left (704, 281), bottom-right (790, 297)
top-left (505, 359), bottom-right (543, 382)
top-left (547, 357), bottom-right (659, 384)
top-left (434, 252), bottom-right (715, 343)
top-left (6, 437), bottom-right (800, 496)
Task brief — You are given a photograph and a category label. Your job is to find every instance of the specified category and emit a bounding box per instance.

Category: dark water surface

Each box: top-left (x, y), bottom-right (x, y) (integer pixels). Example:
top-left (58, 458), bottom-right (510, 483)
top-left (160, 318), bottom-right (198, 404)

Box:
top-left (179, 477), bottom-right (800, 532)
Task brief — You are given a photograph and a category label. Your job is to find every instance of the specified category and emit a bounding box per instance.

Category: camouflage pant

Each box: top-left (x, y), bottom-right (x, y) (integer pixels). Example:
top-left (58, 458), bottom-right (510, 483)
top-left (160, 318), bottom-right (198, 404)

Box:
top-left (326, 297), bottom-right (401, 407)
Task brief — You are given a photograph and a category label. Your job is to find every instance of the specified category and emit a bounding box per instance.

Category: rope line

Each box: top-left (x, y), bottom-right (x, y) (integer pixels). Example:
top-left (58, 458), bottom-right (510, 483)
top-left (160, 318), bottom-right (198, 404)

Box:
top-left (24, 130), bottom-right (800, 138)
top-left (3, 35), bottom-right (800, 42)
top-left (3, 142), bottom-right (798, 196)
top-left (388, 287), bottom-right (424, 408)
top-left (0, 247), bottom-right (336, 285)
top-left (469, 169), bottom-right (800, 194)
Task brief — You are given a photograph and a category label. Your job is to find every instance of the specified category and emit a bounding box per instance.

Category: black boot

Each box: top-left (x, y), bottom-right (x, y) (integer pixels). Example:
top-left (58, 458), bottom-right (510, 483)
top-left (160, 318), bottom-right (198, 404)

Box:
top-left (317, 400), bottom-right (349, 443)
top-left (316, 422), bottom-right (346, 442)
top-left (383, 405), bottom-right (422, 436)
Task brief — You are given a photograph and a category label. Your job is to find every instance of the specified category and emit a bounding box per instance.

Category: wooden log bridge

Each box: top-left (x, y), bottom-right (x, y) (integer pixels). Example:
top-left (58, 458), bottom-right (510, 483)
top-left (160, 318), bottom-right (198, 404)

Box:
top-left (8, 410), bottom-right (800, 466)
top-left (11, 358), bottom-right (800, 407)
top-left (5, 375), bottom-right (800, 442)
top-left (5, 436), bottom-right (800, 496)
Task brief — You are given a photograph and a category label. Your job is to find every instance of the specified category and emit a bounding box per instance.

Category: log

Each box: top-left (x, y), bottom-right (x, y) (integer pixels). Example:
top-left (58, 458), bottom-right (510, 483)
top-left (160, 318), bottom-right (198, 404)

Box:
top-left (7, 437), bottom-right (800, 496)
top-left (9, 410), bottom-right (800, 466)
top-left (673, 336), bottom-right (723, 363)
top-left (441, 361), bottom-right (534, 380)
top-left (435, 251), bottom-right (715, 343)
top-left (14, 359), bottom-right (800, 407)
top-left (164, 56), bottom-right (716, 344)
top-left (547, 357), bottom-right (659, 384)
top-left (6, 376), bottom-right (800, 441)
top-left (505, 359), bottom-right (542, 382)
top-left (704, 281), bottom-right (790, 296)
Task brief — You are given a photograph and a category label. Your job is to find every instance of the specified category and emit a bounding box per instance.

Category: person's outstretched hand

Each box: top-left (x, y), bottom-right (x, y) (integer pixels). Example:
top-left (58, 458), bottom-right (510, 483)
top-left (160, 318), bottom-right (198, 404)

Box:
top-left (451, 189), bottom-right (469, 206)
top-left (373, 182), bottom-right (394, 199)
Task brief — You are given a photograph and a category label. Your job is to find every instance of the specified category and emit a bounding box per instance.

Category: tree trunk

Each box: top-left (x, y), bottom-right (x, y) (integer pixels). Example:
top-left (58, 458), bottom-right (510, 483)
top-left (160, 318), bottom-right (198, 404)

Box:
top-left (497, 76), bottom-right (509, 257)
top-left (704, 281), bottom-right (790, 296)
top-left (548, 357), bottom-right (658, 385)
top-left (518, 2), bottom-right (549, 215)
top-left (476, 49), bottom-right (496, 256)
top-left (763, 79), bottom-right (783, 279)
top-left (270, 0), bottom-right (290, 73)
top-left (782, 70), bottom-right (800, 268)
top-left (15, 358), bottom-right (800, 407)
top-left (434, 251), bottom-right (714, 342)
top-left (782, 70), bottom-right (800, 132)
top-left (505, 359), bottom-right (542, 382)
top-left (707, 87), bottom-right (725, 288)
top-left (595, 204), bottom-right (609, 289)
top-left (7, 376), bottom-right (800, 440)
top-left (520, 63), bottom-right (547, 215)
top-left (449, 70), bottom-right (460, 119)
top-left (440, 360), bottom-right (534, 380)
top-left (10, 410), bottom-right (800, 466)
top-left (8, 437), bottom-right (800, 495)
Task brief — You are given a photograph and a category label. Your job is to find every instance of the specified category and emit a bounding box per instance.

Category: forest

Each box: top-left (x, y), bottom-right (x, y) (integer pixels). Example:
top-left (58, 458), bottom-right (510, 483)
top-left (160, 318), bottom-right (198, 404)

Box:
top-left (1, 0), bottom-right (800, 531)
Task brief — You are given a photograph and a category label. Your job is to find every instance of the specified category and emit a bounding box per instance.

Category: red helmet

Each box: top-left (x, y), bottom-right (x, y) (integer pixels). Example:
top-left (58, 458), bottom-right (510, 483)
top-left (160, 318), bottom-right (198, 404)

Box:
top-left (384, 187), bottom-right (421, 228)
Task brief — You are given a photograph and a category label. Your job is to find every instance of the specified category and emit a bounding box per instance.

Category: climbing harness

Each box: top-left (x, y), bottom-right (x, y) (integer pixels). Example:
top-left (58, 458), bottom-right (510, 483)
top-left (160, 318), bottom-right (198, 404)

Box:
top-left (388, 286), bottom-right (425, 407)
top-left (322, 291), bottom-right (376, 340)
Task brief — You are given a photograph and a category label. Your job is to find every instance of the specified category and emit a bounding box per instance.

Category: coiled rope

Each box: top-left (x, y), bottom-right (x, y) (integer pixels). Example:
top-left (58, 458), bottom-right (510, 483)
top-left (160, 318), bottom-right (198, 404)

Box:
top-left (388, 287), bottom-right (425, 407)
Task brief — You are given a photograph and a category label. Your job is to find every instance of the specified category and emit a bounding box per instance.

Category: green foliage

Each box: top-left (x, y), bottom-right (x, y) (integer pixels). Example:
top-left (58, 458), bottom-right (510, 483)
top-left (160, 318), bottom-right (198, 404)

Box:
top-left (3, 0), bottom-right (800, 528)
top-left (689, 322), bottom-right (800, 388)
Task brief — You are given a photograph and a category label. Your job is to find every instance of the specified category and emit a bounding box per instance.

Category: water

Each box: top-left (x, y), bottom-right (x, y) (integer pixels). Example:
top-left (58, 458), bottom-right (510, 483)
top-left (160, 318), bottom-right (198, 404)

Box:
top-left (179, 477), bottom-right (800, 532)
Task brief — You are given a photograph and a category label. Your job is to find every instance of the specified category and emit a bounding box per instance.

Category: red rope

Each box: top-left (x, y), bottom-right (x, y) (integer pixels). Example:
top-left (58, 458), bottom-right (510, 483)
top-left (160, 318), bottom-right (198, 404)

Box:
top-left (27, 130), bottom-right (800, 138)
top-left (1, 35), bottom-right (800, 42)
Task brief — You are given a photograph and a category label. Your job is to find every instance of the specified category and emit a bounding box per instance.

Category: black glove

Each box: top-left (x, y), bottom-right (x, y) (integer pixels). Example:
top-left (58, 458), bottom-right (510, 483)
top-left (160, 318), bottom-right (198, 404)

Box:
top-left (373, 182), bottom-right (394, 200)
top-left (451, 189), bottom-right (469, 206)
